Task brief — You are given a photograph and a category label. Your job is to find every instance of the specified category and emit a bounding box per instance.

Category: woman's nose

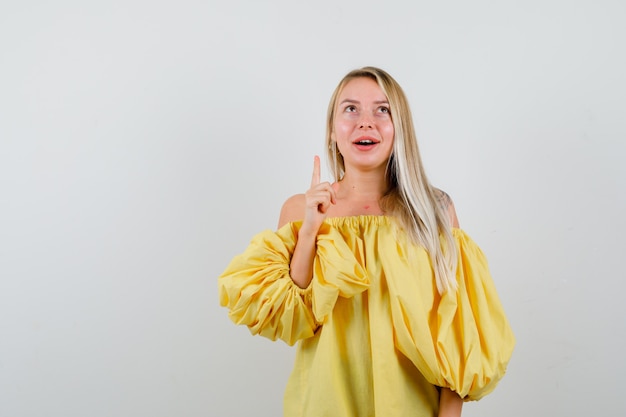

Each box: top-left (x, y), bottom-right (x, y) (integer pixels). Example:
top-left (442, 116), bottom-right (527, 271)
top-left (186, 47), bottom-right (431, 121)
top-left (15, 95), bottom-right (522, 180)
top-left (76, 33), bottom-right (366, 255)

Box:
top-left (358, 117), bottom-right (373, 128)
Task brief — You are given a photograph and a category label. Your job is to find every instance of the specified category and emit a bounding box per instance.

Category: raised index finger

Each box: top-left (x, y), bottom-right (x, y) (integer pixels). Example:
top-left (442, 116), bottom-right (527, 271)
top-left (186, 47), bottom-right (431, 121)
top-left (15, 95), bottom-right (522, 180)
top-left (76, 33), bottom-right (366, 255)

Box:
top-left (310, 155), bottom-right (320, 188)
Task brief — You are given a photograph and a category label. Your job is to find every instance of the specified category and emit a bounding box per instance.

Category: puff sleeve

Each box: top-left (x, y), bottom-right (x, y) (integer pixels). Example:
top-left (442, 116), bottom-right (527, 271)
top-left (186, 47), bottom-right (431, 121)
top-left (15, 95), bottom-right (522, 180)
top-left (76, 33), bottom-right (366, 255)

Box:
top-left (218, 222), bottom-right (369, 346)
top-left (388, 229), bottom-right (515, 401)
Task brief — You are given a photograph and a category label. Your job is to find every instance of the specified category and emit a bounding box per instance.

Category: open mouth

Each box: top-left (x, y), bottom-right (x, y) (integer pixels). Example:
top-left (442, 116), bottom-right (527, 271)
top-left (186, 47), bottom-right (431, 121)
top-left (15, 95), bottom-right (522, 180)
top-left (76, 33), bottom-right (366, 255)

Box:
top-left (353, 137), bottom-right (379, 146)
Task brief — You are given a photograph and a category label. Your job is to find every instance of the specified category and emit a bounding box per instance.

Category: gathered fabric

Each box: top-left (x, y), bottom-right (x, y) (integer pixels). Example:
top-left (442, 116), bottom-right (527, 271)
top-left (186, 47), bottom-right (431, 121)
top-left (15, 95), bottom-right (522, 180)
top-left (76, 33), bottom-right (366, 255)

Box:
top-left (219, 216), bottom-right (515, 416)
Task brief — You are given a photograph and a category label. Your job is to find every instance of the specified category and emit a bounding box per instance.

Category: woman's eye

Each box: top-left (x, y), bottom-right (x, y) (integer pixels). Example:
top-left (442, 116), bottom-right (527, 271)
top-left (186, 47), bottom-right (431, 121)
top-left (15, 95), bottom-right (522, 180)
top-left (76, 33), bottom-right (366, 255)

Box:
top-left (345, 105), bottom-right (357, 112)
top-left (379, 106), bottom-right (390, 114)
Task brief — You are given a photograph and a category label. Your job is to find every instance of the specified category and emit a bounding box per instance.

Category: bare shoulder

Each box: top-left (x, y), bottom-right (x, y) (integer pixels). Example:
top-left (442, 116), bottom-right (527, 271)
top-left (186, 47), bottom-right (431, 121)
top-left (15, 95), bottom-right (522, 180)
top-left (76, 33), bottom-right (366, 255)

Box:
top-left (277, 194), bottom-right (306, 229)
top-left (434, 188), bottom-right (453, 208)
top-left (434, 188), bottom-right (460, 228)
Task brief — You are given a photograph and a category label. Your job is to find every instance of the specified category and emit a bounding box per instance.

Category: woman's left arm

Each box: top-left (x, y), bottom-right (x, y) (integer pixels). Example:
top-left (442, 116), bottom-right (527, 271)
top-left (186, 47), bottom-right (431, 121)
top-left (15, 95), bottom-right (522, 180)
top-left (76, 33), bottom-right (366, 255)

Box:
top-left (439, 388), bottom-right (463, 417)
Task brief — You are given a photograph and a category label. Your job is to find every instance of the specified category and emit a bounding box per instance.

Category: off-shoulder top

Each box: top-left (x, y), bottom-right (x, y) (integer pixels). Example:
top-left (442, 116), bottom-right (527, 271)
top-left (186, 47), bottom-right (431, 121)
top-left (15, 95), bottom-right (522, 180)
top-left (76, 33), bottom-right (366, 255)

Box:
top-left (218, 216), bottom-right (515, 416)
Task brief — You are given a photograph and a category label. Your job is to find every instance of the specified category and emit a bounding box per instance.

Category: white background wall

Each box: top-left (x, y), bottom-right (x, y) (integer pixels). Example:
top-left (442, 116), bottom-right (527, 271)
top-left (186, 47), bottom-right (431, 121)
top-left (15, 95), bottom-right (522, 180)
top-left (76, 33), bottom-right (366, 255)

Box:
top-left (1, 0), bottom-right (625, 416)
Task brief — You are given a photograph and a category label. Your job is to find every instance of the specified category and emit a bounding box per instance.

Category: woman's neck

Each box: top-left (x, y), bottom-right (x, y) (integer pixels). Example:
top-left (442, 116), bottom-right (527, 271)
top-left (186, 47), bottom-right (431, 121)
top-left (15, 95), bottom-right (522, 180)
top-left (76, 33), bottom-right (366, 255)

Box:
top-left (336, 172), bottom-right (388, 201)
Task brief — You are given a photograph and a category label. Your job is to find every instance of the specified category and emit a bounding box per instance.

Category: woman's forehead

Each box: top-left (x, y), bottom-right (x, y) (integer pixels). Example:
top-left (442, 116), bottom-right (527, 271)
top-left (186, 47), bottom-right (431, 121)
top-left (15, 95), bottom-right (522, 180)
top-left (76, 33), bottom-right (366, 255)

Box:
top-left (337, 77), bottom-right (388, 102)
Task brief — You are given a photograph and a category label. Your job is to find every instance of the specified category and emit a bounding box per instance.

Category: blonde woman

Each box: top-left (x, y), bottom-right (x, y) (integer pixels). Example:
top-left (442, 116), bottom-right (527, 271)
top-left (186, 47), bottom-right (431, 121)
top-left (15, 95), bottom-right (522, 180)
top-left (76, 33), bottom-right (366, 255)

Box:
top-left (219, 67), bottom-right (515, 416)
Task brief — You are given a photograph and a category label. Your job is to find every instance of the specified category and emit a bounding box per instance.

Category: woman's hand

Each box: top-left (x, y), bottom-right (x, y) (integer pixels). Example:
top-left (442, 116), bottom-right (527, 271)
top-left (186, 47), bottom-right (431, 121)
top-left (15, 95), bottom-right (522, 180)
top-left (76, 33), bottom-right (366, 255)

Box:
top-left (276, 155), bottom-right (337, 289)
top-left (300, 155), bottom-right (337, 237)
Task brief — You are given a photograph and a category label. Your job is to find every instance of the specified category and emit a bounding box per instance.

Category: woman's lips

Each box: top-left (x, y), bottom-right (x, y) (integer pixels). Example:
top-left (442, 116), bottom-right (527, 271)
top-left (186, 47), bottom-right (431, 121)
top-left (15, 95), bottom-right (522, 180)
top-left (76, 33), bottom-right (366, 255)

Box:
top-left (353, 136), bottom-right (380, 150)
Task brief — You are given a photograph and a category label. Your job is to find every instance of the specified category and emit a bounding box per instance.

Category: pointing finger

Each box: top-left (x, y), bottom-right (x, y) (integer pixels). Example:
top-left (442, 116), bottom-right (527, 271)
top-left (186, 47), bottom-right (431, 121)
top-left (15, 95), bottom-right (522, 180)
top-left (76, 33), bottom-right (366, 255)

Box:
top-left (310, 155), bottom-right (320, 188)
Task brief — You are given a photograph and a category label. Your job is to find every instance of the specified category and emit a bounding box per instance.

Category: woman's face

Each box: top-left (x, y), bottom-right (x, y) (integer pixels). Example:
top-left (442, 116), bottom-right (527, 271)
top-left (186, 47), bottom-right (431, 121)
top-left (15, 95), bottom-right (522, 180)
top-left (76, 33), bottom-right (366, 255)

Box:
top-left (332, 77), bottom-right (395, 174)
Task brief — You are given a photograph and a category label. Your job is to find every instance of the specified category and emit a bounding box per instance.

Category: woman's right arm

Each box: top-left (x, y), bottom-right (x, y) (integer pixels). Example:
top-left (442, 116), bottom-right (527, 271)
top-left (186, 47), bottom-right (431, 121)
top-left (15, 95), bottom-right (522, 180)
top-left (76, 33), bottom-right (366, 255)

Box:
top-left (278, 156), bottom-right (336, 289)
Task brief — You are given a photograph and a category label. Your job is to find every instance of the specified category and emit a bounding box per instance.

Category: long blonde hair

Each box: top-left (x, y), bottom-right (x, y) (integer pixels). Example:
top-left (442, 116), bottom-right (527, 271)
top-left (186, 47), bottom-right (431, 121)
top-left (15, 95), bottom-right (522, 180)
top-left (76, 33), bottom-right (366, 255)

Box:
top-left (325, 67), bottom-right (458, 293)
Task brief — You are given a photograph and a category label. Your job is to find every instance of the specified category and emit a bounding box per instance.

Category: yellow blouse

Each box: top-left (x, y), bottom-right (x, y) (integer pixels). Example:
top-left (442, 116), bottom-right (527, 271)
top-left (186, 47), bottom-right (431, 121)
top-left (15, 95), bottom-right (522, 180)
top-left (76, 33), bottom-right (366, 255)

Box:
top-left (218, 216), bottom-right (515, 416)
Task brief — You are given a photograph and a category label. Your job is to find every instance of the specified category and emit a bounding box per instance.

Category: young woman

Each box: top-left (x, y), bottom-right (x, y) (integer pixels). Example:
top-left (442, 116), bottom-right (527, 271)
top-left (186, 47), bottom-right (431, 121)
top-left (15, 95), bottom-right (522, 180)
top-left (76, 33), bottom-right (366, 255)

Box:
top-left (219, 67), bottom-right (515, 416)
